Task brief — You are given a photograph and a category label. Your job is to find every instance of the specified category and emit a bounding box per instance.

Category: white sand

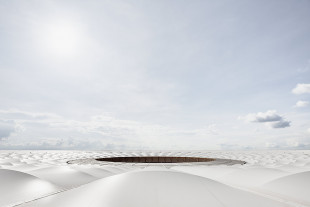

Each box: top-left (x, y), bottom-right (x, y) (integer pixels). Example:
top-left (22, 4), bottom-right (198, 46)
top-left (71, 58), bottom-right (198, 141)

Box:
top-left (0, 150), bottom-right (309, 207)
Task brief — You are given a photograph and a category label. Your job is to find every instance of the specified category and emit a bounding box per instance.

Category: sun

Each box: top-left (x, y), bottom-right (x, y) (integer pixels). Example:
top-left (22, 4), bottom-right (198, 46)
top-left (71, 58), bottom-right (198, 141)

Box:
top-left (42, 21), bottom-right (81, 57)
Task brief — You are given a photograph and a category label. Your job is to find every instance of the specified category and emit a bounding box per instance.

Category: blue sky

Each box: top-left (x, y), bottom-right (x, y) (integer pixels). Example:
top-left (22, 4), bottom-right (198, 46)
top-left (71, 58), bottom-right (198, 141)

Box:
top-left (0, 0), bottom-right (310, 150)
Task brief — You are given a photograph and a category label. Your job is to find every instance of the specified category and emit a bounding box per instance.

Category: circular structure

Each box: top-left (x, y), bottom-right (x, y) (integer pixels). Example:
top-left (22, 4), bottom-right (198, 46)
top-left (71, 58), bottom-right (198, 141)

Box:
top-left (67, 153), bottom-right (246, 166)
top-left (96, 156), bottom-right (215, 163)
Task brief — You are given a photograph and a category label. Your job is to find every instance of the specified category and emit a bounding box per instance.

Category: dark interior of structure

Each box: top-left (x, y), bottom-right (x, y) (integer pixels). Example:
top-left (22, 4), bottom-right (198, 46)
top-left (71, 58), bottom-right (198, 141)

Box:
top-left (96, 156), bottom-right (215, 163)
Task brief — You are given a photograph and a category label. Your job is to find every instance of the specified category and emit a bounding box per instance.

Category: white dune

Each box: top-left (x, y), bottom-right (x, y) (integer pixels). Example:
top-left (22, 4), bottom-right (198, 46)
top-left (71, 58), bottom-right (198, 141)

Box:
top-left (0, 169), bottom-right (61, 207)
top-left (219, 167), bottom-right (291, 187)
top-left (172, 166), bottom-right (291, 188)
top-left (70, 165), bottom-right (117, 178)
top-left (27, 166), bottom-right (98, 188)
top-left (262, 171), bottom-right (310, 205)
top-left (6, 164), bottom-right (43, 172)
top-left (19, 170), bottom-right (289, 207)
top-left (172, 165), bottom-right (241, 181)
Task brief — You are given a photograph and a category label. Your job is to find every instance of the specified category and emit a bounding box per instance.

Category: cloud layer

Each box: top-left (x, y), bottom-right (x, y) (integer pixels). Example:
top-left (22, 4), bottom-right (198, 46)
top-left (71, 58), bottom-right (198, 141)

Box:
top-left (0, 109), bottom-right (221, 150)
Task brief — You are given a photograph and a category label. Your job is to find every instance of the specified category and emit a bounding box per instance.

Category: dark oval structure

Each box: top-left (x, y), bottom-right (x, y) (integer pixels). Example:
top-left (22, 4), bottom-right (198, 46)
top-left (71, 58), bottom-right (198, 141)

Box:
top-left (95, 156), bottom-right (215, 163)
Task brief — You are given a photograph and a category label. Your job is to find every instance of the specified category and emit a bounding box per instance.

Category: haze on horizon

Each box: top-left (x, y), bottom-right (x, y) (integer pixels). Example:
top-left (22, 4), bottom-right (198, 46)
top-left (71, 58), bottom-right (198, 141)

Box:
top-left (0, 0), bottom-right (309, 150)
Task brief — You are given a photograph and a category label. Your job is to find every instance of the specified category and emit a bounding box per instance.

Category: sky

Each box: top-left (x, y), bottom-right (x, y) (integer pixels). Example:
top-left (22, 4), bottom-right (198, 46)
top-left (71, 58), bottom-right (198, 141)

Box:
top-left (0, 0), bottom-right (310, 150)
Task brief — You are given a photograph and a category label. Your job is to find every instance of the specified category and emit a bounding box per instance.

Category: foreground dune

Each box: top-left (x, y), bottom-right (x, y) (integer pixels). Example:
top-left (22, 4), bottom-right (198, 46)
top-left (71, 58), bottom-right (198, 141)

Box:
top-left (0, 150), bottom-right (309, 207)
top-left (20, 170), bottom-right (289, 207)
top-left (262, 171), bottom-right (310, 205)
top-left (0, 169), bottom-right (61, 207)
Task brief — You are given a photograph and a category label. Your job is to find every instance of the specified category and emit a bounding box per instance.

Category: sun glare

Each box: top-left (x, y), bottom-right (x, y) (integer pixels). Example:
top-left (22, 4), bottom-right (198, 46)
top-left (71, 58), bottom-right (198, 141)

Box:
top-left (42, 21), bottom-right (81, 57)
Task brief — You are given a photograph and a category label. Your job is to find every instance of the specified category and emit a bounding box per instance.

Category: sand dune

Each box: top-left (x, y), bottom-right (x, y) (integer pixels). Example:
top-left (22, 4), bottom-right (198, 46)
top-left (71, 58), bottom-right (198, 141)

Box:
top-left (27, 166), bottom-right (98, 188)
top-left (0, 169), bottom-right (61, 207)
top-left (19, 170), bottom-right (289, 207)
top-left (262, 171), bottom-right (310, 205)
top-left (70, 165), bottom-right (117, 178)
top-left (219, 167), bottom-right (291, 187)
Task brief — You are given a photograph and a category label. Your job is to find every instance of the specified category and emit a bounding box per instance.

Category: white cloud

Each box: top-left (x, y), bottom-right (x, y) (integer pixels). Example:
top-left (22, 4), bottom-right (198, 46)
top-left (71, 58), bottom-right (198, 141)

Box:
top-left (294, 100), bottom-right (309, 108)
top-left (242, 110), bottom-right (291, 129)
top-left (292, 83), bottom-right (310, 94)
top-left (243, 110), bottom-right (282, 122)
top-left (268, 120), bottom-right (290, 129)
top-left (265, 142), bottom-right (279, 148)
top-left (0, 120), bottom-right (16, 140)
top-left (286, 139), bottom-right (300, 148)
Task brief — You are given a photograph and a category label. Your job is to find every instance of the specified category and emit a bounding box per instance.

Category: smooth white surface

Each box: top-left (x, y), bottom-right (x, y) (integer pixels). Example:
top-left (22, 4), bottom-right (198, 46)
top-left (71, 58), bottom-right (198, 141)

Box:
top-left (19, 170), bottom-right (289, 207)
top-left (0, 169), bottom-right (60, 207)
top-left (262, 171), bottom-right (310, 205)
